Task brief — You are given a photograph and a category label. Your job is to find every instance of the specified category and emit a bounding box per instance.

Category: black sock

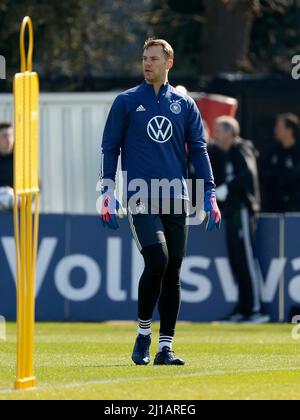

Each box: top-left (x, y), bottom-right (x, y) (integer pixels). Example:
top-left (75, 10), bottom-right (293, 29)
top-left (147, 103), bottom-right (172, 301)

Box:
top-left (138, 243), bottom-right (169, 321)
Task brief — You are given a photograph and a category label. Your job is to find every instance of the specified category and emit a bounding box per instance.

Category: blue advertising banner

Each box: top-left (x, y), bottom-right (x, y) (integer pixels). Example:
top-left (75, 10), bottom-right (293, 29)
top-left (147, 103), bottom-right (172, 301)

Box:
top-left (0, 213), bottom-right (299, 322)
top-left (283, 215), bottom-right (300, 321)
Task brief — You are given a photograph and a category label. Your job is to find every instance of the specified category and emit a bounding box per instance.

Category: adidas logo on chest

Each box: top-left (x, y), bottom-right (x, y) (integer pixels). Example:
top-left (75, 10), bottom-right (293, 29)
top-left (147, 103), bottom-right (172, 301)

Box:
top-left (136, 105), bottom-right (146, 112)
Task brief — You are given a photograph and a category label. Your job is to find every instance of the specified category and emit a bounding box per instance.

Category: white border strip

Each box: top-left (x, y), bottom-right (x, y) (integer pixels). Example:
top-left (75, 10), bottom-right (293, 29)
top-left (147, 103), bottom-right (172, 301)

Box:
top-left (128, 211), bottom-right (143, 252)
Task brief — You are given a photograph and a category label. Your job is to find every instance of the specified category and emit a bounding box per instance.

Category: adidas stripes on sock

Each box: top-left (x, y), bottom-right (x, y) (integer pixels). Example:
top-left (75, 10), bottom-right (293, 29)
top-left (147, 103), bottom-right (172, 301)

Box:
top-left (159, 335), bottom-right (173, 351)
top-left (137, 319), bottom-right (152, 336)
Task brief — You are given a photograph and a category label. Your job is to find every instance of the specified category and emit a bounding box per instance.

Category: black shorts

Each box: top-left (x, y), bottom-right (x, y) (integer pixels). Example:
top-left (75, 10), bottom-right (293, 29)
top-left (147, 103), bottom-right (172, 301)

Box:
top-left (127, 199), bottom-right (188, 258)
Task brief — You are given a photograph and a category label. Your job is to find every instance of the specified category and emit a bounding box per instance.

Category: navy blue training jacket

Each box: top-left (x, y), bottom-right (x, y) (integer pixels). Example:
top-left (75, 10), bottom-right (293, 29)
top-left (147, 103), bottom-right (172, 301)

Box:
top-left (100, 80), bottom-right (215, 200)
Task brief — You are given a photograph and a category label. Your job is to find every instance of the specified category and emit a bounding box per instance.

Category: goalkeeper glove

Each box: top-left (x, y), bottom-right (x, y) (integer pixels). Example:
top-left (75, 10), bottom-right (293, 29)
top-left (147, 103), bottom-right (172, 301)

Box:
top-left (98, 187), bottom-right (121, 230)
top-left (204, 190), bottom-right (221, 231)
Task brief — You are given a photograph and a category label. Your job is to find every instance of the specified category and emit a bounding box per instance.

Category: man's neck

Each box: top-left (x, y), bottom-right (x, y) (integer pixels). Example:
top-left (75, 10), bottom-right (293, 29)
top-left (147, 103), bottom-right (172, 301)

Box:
top-left (281, 136), bottom-right (296, 149)
top-left (147, 77), bottom-right (168, 95)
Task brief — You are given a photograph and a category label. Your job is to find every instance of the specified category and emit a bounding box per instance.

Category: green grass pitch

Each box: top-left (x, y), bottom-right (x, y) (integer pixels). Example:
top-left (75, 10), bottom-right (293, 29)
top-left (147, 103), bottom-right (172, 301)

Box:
top-left (0, 322), bottom-right (300, 400)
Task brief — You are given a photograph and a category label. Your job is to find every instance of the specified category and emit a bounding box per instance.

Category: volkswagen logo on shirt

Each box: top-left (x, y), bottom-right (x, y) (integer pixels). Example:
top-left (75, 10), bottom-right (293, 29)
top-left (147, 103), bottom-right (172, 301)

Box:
top-left (147, 116), bottom-right (173, 143)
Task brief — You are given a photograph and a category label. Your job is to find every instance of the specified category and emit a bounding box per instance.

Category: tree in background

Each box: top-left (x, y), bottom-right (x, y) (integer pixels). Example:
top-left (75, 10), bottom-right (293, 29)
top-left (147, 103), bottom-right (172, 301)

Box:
top-left (146, 0), bottom-right (206, 75)
top-left (149, 0), bottom-right (300, 74)
top-left (250, 0), bottom-right (300, 73)
top-left (0, 0), bottom-right (300, 85)
top-left (201, 0), bottom-right (257, 73)
top-left (0, 0), bottom-right (150, 81)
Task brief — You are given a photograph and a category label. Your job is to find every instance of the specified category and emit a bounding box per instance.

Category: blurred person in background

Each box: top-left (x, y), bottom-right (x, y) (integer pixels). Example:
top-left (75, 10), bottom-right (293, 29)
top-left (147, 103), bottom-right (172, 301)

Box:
top-left (263, 113), bottom-right (300, 213)
top-left (0, 122), bottom-right (14, 212)
top-left (206, 124), bottom-right (227, 192)
top-left (187, 118), bottom-right (212, 209)
top-left (187, 116), bottom-right (227, 210)
top-left (213, 116), bottom-right (269, 324)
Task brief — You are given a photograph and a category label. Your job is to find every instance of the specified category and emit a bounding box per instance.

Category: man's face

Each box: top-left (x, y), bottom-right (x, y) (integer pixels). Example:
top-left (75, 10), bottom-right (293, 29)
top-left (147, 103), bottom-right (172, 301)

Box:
top-left (213, 123), bottom-right (231, 150)
top-left (0, 127), bottom-right (14, 155)
top-left (142, 45), bottom-right (173, 83)
top-left (274, 118), bottom-right (289, 142)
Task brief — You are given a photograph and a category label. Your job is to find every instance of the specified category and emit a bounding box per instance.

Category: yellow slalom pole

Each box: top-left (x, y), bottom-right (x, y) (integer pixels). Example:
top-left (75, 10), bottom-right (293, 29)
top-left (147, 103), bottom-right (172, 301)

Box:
top-left (14, 16), bottom-right (40, 391)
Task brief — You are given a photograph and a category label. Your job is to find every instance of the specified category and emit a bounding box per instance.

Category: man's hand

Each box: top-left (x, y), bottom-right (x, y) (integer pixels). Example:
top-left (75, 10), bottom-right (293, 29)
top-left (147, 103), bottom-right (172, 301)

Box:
top-left (98, 187), bottom-right (121, 230)
top-left (204, 190), bottom-right (221, 231)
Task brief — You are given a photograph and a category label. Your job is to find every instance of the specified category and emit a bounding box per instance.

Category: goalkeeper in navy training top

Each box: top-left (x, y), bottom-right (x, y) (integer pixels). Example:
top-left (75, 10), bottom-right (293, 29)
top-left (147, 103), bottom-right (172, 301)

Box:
top-left (98, 39), bottom-right (221, 366)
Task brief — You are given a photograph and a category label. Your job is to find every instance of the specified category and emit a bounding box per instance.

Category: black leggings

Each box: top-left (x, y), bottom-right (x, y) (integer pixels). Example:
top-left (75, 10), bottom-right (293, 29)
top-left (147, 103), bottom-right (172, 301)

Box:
top-left (138, 243), bottom-right (183, 337)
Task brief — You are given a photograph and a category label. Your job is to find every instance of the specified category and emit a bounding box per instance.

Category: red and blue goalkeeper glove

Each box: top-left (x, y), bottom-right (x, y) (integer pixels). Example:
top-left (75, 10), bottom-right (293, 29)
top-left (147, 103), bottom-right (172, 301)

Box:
top-left (204, 190), bottom-right (221, 231)
top-left (98, 187), bottom-right (121, 230)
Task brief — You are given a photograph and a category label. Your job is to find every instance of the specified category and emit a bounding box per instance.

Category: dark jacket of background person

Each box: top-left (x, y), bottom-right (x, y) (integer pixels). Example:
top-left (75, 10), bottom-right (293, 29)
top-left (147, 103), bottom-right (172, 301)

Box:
top-left (0, 152), bottom-right (13, 188)
top-left (207, 143), bottom-right (227, 188)
top-left (187, 142), bottom-right (227, 209)
top-left (221, 138), bottom-right (261, 218)
top-left (262, 141), bottom-right (300, 213)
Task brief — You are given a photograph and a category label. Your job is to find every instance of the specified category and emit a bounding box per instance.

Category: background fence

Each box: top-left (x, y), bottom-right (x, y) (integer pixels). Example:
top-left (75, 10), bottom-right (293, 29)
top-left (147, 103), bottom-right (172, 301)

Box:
top-left (0, 92), bottom-right (117, 214)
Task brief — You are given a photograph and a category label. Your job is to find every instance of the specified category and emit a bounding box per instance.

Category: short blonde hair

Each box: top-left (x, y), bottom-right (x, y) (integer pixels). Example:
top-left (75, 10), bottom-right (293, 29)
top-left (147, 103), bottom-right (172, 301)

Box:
top-left (215, 116), bottom-right (240, 137)
top-left (143, 38), bottom-right (174, 60)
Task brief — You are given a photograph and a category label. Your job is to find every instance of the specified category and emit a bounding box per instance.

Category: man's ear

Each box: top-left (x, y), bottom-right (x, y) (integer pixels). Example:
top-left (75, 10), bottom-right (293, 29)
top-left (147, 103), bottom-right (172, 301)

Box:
top-left (167, 59), bottom-right (174, 70)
